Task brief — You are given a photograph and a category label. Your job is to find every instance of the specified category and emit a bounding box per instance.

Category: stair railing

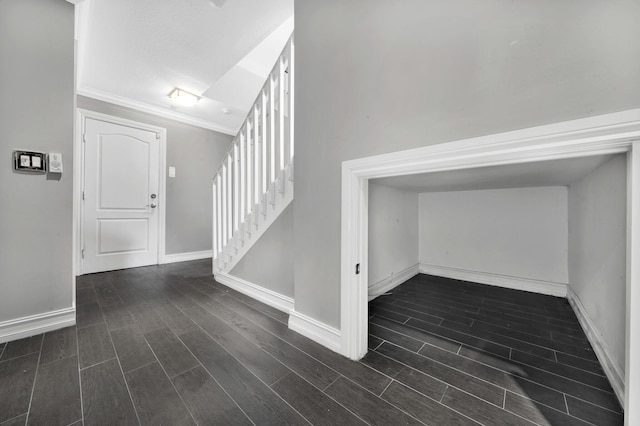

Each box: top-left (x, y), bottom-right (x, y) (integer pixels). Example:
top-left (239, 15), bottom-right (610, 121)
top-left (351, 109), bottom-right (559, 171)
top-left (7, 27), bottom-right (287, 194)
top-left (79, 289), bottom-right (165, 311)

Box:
top-left (213, 35), bottom-right (294, 270)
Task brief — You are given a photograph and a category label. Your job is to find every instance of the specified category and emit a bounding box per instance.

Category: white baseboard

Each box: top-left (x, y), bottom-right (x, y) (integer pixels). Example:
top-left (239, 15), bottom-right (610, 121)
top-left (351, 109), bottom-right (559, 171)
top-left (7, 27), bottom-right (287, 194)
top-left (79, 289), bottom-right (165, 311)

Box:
top-left (163, 250), bottom-right (212, 264)
top-left (214, 272), bottom-right (294, 314)
top-left (0, 307), bottom-right (76, 344)
top-left (419, 263), bottom-right (568, 298)
top-left (368, 263), bottom-right (420, 301)
top-left (567, 287), bottom-right (625, 406)
top-left (288, 309), bottom-right (342, 353)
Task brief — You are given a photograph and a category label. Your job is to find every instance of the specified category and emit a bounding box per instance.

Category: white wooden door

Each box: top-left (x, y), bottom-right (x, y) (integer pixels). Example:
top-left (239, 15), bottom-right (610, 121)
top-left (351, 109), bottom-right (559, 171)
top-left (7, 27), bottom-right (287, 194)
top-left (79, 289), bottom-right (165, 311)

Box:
top-left (83, 117), bottom-right (160, 274)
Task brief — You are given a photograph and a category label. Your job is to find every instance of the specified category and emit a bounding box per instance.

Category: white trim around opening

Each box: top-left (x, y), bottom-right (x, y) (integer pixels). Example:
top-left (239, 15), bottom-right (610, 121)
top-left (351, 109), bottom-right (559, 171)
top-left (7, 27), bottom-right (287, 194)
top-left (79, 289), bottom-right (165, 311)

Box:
top-left (625, 140), bottom-right (640, 426)
top-left (341, 109), bottom-right (640, 423)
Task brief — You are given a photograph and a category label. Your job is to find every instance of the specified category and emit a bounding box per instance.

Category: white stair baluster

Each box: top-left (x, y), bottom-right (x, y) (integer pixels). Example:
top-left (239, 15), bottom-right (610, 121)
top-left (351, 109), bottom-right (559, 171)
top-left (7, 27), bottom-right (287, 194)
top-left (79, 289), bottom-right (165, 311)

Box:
top-left (279, 56), bottom-right (285, 174)
top-left (216, 174), bottom-right (222, 254)
top-left (233, 142), bottom-right (239, 233)
top-left (221, 163), bottom-right (227, 246)
top-left (289, 37), bottom-right (295, 164)
top-left (240, 133), bottom-right (246, 225)
top-left (226, 153), bottom-right (232, 243)
top-left (211, 179), bottom-right (218, 259)
top-left (269, 73), bottom-right (276, 189)
top-left (246, 123), bottom-right (253, 214)
top-left (254, 105), bottom-right (260, 227)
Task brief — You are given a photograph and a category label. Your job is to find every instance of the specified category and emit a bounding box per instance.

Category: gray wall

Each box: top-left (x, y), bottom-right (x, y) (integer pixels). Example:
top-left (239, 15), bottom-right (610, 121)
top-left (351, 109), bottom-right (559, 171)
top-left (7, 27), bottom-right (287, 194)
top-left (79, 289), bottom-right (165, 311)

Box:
top-left (231, 204), bottom-right (294, 298)
top-left (294, 0), bottom-right (640, 328)
top-left (77, 96), bottom-right (233, 255)
top-left (0, 0), bottom-right (74, 323)
top-left (419, 187), bottom-right (569, 284)
top-left (368, 184), bottom-right (418, 286)
top-left (568, 155), bottom-right (627, 374)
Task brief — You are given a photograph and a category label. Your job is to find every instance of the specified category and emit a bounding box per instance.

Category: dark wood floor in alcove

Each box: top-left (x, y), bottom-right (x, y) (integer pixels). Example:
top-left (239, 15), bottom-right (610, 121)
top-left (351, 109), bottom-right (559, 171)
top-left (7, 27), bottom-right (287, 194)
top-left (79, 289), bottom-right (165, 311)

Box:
top-left (368, 273), bottom-right (622, 426)
top-left (0, 260), bottom-right (622, 425)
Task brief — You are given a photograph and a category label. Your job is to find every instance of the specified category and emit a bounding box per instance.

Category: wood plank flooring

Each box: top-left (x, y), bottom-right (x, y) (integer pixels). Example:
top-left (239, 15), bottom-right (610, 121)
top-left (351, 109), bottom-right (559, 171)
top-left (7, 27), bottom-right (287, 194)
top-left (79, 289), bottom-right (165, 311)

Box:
top-left (369, 274), bottom-right (623, 426)
top-left (0, 260), bottom-right (623, 425)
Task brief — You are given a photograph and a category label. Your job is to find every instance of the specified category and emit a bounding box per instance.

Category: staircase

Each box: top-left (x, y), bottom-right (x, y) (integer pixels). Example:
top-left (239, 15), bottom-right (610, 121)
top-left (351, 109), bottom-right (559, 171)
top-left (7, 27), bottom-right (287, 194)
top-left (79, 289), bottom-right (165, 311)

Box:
top-left (212, 36), bottom-right (294, 274)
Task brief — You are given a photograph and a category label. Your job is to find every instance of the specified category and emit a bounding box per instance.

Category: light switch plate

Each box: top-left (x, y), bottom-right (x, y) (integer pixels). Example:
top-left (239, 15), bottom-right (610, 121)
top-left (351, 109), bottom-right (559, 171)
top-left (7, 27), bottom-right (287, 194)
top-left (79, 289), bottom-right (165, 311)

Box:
top-left (13, 150), bottom-right (46, 173)
top-left (169, 166), bottom-right (176, 177)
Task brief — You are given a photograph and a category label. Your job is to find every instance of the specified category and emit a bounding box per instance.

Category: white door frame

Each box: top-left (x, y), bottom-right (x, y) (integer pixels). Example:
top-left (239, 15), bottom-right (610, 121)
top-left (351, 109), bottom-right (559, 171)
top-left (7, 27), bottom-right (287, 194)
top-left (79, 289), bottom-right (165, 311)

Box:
top-left (74, 109), bottom-right (167, 275)
top-left (341, 109), bottom-right (640, 424)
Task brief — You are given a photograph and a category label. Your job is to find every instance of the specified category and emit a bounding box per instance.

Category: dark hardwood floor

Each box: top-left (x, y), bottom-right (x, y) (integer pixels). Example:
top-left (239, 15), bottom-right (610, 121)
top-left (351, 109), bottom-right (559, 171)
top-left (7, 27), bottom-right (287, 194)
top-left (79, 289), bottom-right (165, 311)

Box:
top-left (0, 260), bottom-right (623, 425)
top-left (369, 274), bottom-right (623, 426)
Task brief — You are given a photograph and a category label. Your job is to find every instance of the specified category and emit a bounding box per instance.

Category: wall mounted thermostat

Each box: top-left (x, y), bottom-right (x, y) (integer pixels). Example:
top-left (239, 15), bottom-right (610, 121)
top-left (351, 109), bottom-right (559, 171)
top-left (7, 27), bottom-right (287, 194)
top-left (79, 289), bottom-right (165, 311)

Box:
top-left (48, 153), bottom-right (63, 173)
top-left (13, 150), bottom-right (47, 173)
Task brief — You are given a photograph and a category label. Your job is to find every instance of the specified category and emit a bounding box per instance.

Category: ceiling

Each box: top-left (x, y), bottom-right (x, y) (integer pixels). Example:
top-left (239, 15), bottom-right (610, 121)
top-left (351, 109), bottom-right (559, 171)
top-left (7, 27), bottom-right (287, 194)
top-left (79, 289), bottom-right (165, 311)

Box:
top-left (371, 154), bottom-right (618, 193)
top-left (77, 0), bottom-right (294, 135)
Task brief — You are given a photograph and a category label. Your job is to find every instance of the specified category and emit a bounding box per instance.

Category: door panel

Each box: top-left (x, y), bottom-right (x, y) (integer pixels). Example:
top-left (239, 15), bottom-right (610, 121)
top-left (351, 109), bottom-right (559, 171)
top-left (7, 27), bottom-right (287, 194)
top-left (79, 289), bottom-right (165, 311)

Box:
top-left (98, 219), bottom-right (149, 254)
top-left (83, 117), bottom-right (160, 274)
top-left (98, 135), bottom-right (151, 209)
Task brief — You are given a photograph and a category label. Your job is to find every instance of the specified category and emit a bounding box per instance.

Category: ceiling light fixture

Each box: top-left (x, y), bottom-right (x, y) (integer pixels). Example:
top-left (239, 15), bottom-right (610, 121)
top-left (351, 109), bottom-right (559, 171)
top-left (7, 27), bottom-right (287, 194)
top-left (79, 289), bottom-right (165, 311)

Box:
top-left (168, 88), bottom-right (199, 107)
top-left (209, 0), bottom-right (228, 8)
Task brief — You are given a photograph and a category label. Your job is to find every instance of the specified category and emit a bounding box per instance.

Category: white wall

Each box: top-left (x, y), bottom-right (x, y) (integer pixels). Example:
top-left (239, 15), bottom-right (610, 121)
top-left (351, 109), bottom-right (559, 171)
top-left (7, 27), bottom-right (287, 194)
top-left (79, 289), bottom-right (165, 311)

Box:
top-left (294, 0), bottom-right (640, 328)
top-left (419, 187), bottom-right (569, 285)
top-left (0, 0), bottom-right (74, 326)
top-left (231, 204), bottom-right (294, 298)
top-left (368, 184), bottom-right (419, 289)
top-left (568, 154), bottom-right (627, 375)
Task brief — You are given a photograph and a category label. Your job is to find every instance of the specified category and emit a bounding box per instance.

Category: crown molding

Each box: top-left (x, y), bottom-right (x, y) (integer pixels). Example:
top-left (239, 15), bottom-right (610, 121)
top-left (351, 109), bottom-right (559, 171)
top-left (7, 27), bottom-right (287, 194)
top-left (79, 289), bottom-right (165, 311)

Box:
top-left (77, 86), bottom-right (237, 135)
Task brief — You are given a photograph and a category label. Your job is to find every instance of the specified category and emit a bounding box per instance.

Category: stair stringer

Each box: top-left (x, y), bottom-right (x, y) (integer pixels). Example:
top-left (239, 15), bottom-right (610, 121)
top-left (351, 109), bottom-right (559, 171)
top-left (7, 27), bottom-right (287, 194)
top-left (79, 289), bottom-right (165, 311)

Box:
top-left (214, 164), bottom-right (293, 274)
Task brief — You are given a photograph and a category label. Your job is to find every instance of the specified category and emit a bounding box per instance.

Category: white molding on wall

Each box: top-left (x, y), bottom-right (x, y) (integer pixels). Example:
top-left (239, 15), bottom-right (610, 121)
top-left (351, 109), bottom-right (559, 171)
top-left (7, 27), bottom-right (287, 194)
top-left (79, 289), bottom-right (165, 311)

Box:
top-left (163, 250), bottom-right (212, 264)
top-left (214, 272), bottom-right (294, 314)
top-left (0, 308), bottom-right (76, 344)
top-left (567, 286), bottom-right (625, 406)
top-left (368, 263), bottom-right (420, 301)
top-left (289, 309), bottom-right (342, 353)
top-left (78, 87), bottom-right (236, 135)
top-left (419, 264), bottom-right (568, 298)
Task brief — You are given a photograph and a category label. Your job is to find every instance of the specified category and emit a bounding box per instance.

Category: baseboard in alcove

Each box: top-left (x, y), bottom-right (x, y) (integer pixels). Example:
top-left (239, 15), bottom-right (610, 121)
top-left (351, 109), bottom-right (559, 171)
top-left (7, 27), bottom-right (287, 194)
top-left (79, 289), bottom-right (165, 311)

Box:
top-left (567, 287), bottom-right (625, 406)
top-left (368, 263), bottom-right (420, 301)
top-left (419, 264), bottom-right (568, 297)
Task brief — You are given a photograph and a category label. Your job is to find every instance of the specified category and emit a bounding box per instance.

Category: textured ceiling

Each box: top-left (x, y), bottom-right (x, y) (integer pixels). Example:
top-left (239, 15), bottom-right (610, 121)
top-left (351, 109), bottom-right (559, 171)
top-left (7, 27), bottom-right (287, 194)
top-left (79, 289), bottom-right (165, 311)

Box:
top-left (77, 0), bottom-right (294, 134)
top-left (372, 154), bottom-right (618, 193)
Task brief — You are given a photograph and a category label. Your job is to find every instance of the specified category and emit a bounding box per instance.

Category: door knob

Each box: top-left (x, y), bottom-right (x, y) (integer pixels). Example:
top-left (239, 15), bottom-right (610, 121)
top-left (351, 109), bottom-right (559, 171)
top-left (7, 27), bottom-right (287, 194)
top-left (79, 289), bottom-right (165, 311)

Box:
top-left (150, 194), bottom-right (157, 199)
top-left (146, 203), bottom-right (157, 208)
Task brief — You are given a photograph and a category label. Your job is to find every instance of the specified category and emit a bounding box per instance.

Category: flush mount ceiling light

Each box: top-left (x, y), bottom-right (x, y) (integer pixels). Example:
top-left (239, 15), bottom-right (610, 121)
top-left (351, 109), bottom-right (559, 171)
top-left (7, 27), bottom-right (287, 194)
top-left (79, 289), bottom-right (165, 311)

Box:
top-left (208, 0), bottom-right (228, 8)
top-left (168, 88), bottom-right (199, 107)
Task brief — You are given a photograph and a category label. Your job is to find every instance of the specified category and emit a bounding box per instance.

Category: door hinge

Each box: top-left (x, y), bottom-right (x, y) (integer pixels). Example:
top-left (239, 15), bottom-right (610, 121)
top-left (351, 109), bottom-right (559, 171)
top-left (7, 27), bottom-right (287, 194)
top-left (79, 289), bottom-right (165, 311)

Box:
top-left (82, 191), bottom-right (85, 201)
top-left (82, 133), bottom-right (86, 143)
top-left (81, 248), bottom-right (85, 258)
top-left (355, 263), bottom-right (360, 275)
